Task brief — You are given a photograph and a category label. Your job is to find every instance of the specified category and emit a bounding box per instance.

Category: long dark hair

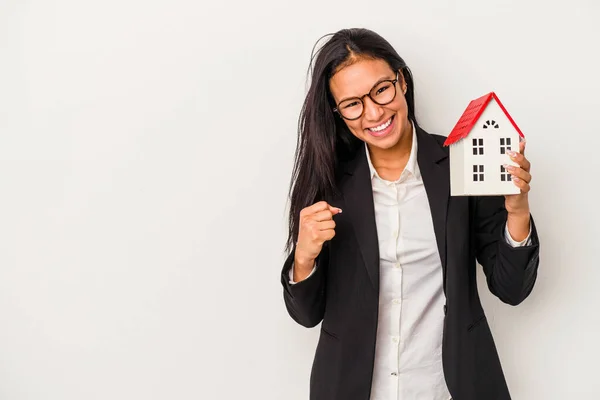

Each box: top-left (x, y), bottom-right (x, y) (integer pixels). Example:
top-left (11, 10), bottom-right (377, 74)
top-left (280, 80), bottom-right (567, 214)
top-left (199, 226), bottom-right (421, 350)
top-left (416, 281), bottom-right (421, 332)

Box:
top-left (286, 28), bottom-right (419, 252)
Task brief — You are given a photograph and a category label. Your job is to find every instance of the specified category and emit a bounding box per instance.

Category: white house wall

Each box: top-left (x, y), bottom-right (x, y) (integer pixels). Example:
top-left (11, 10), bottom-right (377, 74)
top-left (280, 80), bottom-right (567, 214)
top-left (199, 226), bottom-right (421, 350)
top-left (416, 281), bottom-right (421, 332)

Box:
top-left (449, 138), bottom-right (465, 196)
top-left (462, 99), bottom-right (521, 196)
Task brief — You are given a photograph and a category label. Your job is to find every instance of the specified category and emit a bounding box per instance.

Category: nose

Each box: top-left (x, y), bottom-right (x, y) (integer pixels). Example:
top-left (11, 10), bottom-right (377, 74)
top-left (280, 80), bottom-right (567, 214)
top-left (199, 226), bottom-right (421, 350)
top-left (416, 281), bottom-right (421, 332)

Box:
top-left (363, 97), bottom-right (385, 122)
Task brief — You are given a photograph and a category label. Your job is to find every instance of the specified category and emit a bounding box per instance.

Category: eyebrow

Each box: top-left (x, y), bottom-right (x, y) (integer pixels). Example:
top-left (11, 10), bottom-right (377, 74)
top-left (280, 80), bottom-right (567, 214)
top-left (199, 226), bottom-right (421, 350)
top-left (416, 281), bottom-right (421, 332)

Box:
top-left (338, 75), bottom-right (396, 103)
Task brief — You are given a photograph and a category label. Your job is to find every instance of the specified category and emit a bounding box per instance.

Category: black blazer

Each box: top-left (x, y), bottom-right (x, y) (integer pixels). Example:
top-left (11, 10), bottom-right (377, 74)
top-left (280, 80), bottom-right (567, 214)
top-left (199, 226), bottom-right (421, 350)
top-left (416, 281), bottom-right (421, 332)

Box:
top-left (280, 126), bottom-right (540, 400)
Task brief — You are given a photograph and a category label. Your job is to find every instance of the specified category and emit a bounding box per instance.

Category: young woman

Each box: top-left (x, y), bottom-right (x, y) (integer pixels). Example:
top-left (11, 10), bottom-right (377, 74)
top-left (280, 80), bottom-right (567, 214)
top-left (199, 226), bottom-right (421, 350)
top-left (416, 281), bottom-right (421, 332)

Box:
top-left (280, 28), bottom-right (539, 400)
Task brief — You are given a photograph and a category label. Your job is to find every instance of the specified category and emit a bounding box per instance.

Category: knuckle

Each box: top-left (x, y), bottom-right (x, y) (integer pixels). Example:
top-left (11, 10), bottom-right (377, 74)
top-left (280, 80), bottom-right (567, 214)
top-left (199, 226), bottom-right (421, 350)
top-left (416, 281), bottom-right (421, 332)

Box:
top-left (310, 229), bottom-right (319, 241)
top-left (301, 220), bottom-right (310, 231)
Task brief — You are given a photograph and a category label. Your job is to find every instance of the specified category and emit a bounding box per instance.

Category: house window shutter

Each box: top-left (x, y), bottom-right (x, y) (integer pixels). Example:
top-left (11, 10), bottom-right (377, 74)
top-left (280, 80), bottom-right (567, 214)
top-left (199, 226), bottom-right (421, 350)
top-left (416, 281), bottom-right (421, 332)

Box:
top-left (500, 138), bottom-right (512, 154)
top-left (472, 138), bottom-right (484, 155)
top-left (473, 165), bottom-right (484, 182)
top-left (500, 165), bottom-right (511, 181)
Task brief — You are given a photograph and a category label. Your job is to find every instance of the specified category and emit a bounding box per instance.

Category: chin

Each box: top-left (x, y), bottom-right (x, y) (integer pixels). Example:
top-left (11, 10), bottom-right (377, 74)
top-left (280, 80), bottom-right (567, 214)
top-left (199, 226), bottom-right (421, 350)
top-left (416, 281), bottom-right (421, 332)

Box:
top-left (363, 116), bottom-right (406, 149)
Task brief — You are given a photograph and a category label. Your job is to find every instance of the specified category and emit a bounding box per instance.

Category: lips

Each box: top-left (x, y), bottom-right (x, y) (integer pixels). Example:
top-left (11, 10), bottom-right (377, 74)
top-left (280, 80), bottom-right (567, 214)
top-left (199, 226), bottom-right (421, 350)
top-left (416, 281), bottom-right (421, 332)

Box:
top-left (366, 115), bottom-right (395, 138)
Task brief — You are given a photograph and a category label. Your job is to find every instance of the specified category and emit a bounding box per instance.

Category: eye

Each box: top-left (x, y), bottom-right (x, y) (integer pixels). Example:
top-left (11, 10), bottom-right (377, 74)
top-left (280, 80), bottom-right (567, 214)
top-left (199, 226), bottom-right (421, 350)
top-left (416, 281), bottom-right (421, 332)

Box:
top-left (342, 101), bottom-right (360, 109)
top-left (375, 83), bottom-right (391, 96)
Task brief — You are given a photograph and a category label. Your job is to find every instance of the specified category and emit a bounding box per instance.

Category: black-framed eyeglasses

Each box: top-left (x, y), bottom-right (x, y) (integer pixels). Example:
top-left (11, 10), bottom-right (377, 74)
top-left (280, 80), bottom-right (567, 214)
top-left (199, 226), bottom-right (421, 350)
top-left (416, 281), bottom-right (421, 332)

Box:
top-left (333, 72), bottom-right (400, 121)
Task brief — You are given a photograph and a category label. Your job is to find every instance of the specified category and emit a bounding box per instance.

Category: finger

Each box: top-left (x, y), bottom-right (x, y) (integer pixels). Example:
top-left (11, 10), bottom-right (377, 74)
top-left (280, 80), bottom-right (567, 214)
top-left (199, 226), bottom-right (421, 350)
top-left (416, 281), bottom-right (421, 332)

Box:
top-left (317, 220), bottom-right (336, 231)
top-left (329, 205), bottom-right (343, 215)
top-left (313, 209), bottom-right (335, 222)
top-left (303, 201), bottom-right (330, 215)
top-left (305, 201), bottom-right (342, 215)
top-left (519, 139), bottom-right (526, 156)
top-left (504, 165), bottom-right (532, 183)
top-left (315, 205), bottom-right (342, 217)
top-left (511, 176), bottom-right (531, 193)
top-left (320, 228), bottom-right (336, 241)
top-left (507, 150), bottom-right (531, 172)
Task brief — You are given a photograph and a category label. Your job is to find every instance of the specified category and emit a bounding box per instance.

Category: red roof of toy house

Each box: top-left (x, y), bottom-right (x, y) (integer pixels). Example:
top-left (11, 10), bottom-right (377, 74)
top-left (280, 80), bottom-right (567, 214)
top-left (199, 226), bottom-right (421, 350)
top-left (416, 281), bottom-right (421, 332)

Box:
top-left (443, 92), bottom-right (524, 146)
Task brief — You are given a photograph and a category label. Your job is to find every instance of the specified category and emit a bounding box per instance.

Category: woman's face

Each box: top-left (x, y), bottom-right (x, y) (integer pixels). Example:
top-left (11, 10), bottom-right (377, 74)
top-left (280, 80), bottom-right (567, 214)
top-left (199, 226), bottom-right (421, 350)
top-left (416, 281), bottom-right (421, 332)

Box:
top-left (329, 58), bottom-right (410, 150)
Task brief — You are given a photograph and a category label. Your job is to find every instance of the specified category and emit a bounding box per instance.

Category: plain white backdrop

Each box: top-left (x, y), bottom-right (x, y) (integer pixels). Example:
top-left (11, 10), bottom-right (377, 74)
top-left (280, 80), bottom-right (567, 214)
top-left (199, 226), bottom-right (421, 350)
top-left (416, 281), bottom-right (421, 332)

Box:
top-left (1, 0), bottom-right (599, 399)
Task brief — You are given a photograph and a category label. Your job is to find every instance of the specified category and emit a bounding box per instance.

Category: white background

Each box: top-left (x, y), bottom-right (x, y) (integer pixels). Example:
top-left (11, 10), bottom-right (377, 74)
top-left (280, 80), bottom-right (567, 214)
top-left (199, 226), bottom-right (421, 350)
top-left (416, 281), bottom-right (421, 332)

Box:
top-left (1, 1), bottom-right (598, 399)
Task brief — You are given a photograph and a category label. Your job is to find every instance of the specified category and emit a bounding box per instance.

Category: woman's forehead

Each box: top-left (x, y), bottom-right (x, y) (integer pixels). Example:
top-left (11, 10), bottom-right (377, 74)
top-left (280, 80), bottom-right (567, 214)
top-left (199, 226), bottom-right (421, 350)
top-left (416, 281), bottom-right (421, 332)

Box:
top-left (330, 58), bottom-right (394, 98)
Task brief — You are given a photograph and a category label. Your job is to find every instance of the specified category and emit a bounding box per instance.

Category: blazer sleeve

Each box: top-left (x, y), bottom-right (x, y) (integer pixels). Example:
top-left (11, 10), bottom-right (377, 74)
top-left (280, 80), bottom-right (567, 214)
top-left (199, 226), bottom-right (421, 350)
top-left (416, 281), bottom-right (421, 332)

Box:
top-left (280, 244), bottom-right (329, 328)
top-left (473, 195), bottom-right (540, 306)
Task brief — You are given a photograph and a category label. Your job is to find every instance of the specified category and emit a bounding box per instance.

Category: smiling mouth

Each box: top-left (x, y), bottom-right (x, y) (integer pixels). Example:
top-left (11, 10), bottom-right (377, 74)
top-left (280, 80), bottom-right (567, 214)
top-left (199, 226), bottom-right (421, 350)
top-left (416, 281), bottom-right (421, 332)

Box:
top-left (367, 115), bottom-right (394, 132)
top-left (365, 115), bottom-right (395, 137)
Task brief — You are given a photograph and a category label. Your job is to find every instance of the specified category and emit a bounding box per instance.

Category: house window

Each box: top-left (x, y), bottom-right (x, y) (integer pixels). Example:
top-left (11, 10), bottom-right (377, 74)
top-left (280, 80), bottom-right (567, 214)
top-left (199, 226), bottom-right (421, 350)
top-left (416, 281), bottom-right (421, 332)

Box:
top-left (473, 165), bottom-right (484, 182)
top-left (500, 138), bottom-right (512, 154)
top-left (483, 120), bottom-right (499, 129)
top-left (500, 165), bottom-right (512, 181)
top-left (472, 138), bottom-right (484, 155)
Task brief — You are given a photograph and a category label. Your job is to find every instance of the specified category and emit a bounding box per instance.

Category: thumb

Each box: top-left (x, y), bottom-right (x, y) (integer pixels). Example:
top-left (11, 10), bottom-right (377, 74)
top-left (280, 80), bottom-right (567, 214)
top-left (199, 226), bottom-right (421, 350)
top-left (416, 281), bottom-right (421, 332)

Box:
top-left (328, 205), bottom-right (343, 214)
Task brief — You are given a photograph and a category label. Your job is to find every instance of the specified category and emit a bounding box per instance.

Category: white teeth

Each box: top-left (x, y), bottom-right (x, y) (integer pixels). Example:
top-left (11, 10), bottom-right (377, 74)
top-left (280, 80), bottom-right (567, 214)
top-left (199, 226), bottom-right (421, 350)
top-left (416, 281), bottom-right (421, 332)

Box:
top-left (368, 117), bottom-right (392, 132)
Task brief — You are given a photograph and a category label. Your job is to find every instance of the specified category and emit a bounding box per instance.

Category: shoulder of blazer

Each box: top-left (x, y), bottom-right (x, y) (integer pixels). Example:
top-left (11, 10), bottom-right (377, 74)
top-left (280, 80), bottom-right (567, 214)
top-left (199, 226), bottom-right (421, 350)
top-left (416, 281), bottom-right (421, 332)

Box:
top-left (415, 125), bottom-right (449, 152)
top-left (332, 125), bottom-right (450, 185)
top-left (413, 125), bottom-right (451, 166)
top-left (430, 132), bottom-right (449, 148)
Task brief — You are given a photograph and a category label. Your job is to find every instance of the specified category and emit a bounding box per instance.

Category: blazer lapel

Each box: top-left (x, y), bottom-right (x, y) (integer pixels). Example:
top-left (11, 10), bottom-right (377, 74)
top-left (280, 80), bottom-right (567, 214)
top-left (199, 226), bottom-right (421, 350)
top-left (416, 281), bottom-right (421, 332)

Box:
top-left (415, 126), bottom-right (450, 281)
top-left (339, 125), bottom-right (450, 294)
top-left (340, 146), bottom-right (380, 292)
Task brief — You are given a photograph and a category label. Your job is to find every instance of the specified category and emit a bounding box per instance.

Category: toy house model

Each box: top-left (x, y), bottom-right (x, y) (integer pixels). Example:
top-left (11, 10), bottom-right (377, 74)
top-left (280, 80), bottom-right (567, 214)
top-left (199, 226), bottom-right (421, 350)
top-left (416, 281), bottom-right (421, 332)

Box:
top-left (443, 92), bottom-right (525, 196)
